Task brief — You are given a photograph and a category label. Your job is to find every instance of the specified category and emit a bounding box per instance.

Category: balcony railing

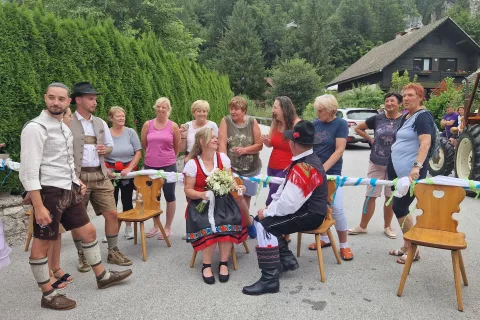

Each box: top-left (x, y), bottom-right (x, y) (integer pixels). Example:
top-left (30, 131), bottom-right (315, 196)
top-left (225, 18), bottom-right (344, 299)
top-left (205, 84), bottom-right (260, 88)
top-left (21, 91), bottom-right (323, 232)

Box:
top-left (406, 70), bottom-right (473, 82)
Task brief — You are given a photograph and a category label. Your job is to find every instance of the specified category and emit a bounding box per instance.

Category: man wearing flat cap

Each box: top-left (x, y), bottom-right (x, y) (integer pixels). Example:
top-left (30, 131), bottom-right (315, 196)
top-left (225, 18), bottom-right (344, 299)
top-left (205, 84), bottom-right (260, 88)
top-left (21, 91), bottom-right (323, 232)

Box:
top-left (69, 82), bottom-right (132, 269)
top-left (242, 120), bottom-right (328, 295)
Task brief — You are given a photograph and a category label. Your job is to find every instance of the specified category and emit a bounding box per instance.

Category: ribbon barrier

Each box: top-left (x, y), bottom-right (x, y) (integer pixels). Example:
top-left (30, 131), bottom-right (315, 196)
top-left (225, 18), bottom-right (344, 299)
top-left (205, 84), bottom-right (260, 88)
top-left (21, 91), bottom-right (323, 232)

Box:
top-left (4, 158), bottom-right (480, 199)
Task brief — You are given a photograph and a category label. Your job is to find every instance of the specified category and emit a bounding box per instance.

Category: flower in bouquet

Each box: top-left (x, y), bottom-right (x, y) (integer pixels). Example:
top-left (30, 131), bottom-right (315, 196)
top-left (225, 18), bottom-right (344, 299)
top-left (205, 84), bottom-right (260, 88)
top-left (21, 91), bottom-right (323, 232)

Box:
top-left (196, 169), bottom-right (235, 212)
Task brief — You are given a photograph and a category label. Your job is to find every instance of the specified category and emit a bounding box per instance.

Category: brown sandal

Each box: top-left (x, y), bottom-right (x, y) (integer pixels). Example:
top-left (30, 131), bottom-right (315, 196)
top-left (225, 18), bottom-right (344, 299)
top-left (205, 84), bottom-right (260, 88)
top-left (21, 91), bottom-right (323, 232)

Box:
top-left (397, 251), bottom-right (420, 264)
top-left (389, 247), bottom-right (407, 257)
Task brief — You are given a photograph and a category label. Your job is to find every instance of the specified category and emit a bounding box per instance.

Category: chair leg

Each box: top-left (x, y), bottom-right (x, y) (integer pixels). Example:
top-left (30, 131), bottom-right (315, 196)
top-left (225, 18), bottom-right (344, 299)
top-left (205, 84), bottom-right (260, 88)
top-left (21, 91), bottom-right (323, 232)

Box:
top-left (397, 244), bottom-right (417, 297)
top-left (231, 246), bottom-right (238, 271)
top-left (190, 251), bottom-right (197, 268)
top-left (315, 234), bottom-right (326, 283)
top-left (243, 240), bottom-right (250, 254)
top-left (458, 250), bottom-right (468, 286)
top-left (452, 250), bottom-right (464, 312)
top-left (24, 232), bottom-right (32, 252)
top-left (140, 222), bottom-right (147, 262)
top-left (327, 228), bottom-right (342, 264)
top-left (297, 232), bottom-right (302, 257)
top-left (154, 216), bottom-right (171, 247)
top-left (133, 222), bottom-right (138, 245)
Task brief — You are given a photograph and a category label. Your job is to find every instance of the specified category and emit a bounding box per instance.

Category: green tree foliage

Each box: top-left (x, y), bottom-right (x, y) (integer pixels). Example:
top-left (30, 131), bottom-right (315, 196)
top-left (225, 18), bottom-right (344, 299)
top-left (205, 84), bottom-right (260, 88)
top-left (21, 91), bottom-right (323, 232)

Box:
top-left (338, 85), bottom-right (385, 109)
top-left (370, 0), bottom-right (405, 42)
top-left (270, 58), bottom-right (323, 115)
top-left (0, 3), bottom-right (232, 192)
top-left (447, 1), bottom-right (480, 44)
top-left (19, 0), bottom-right (203, 59)
top-left (390, 70), bottom-right (418, 92)
top-left (216, 0), bottom-right (265, 98)
top-left (425, 77), bottom-right (464, 125)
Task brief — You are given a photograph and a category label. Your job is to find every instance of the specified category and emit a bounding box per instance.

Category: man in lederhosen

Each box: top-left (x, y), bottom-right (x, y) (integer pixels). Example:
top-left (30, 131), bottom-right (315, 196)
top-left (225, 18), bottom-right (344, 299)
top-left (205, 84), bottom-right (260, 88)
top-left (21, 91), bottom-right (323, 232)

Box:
top-left (69, 82), bottom-right (132, 271)
top-left (20, 82), bottom-right (132, 310)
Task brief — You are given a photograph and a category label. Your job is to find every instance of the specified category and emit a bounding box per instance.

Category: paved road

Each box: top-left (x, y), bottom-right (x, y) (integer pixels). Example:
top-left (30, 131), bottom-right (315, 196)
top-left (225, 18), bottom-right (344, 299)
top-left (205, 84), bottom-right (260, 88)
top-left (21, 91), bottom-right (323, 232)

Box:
top-left (1, 125), bottom-right (479, 319)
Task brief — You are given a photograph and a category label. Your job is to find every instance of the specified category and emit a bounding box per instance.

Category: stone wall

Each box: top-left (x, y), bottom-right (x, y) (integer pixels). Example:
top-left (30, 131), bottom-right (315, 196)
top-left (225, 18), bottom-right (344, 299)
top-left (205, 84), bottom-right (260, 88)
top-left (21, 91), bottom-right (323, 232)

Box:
top-left (0, 195), bottom-right (28, 246)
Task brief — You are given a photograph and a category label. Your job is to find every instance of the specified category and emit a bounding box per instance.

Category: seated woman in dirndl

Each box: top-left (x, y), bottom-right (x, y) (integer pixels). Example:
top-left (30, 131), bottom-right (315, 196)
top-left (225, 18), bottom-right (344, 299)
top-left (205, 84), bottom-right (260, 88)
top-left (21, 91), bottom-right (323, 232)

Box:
top-left (183, 127), bottom-right (247, 285)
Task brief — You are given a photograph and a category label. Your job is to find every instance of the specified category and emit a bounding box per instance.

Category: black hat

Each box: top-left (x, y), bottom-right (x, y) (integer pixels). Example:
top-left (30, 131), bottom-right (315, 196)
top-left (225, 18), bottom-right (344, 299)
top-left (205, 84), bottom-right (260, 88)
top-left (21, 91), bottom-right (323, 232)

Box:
top-left (70, 82), bottom-right (102, 103)
top-left (284, 120), bottom-right (321, 145)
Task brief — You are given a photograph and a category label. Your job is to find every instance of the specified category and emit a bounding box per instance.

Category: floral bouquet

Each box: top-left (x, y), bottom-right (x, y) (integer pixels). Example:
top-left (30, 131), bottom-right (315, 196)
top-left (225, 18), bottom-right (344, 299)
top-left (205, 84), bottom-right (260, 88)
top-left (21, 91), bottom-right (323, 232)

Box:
top-left (196, 168), bottom-right (235, 212)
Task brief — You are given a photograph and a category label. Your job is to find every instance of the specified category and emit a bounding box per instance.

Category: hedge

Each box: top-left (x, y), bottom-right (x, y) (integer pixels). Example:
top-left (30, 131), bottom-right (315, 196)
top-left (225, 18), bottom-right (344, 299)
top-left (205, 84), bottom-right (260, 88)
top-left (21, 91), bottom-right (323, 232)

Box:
top-left (0, 4), bottom-right (233, 193)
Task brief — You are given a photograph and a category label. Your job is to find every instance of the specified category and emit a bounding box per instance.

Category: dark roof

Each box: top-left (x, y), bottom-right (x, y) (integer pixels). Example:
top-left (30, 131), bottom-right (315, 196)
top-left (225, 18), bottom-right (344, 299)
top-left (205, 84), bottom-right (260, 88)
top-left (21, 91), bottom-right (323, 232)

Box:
top-left (327, 17), bottom-right (480, 87)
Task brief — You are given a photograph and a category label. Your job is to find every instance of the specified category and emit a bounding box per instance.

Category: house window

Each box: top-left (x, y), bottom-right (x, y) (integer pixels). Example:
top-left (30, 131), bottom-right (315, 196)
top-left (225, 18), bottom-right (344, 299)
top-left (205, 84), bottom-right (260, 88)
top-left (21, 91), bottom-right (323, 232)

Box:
top-left (413, 58), bottom-right (432, 71)
top-left (439, 58), bottom-right (457, 72)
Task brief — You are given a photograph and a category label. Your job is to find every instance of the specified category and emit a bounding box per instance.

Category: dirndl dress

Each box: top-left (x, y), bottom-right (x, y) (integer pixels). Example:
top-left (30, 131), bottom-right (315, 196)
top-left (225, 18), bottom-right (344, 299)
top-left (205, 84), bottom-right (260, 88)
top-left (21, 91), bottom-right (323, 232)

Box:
top-left (185, 153), bottom-right (247, 251)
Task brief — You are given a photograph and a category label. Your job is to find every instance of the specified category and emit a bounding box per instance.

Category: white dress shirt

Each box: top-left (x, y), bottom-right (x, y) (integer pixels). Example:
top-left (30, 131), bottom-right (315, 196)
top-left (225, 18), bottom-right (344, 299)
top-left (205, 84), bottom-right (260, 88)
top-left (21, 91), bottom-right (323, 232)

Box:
top-left (263, 149), bottom-right (315, 218)
top-left (20, 111), bottom-right (79, 191)
top-left (75, 111), bottom-right (114, 168)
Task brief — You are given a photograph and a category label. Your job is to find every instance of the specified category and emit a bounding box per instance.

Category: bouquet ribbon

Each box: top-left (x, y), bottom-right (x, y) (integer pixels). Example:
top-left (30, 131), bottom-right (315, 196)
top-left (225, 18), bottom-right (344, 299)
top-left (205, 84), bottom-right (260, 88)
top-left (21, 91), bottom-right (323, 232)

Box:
top-left (204, 191), bottom-right (216, 232)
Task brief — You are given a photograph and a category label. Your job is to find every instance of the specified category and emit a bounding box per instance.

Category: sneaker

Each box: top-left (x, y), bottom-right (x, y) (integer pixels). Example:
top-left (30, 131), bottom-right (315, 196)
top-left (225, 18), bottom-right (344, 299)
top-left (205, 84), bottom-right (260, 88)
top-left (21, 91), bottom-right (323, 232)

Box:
top-left (102, 236), bottom-right (108, 243)
top-left (107, 247), bottom-right (133, 266)
top-left (77, 250), bottom-right (91, 273)
top-left (347, 225), bottom-right (368, 235)
top-left (124, 226), bottom-right (134, 240)
top-left (247, 224), bottom-right (257, 239)
top-left (146, 227), bottom-right (160, 238)
top-left (384, 227), bottom-right (397, 239)
top-left (41, 293), bottom-right (76, 310)
top-left (97, 269), bottom-right (133, 289)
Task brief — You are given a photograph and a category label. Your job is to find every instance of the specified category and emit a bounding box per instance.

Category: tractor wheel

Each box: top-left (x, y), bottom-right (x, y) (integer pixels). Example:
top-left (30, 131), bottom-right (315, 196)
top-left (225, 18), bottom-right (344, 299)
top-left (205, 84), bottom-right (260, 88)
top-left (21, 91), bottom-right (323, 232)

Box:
top-left (428, 137), bottom-right (455, 176)
top-left (455, 125), bottom-right (480, 196)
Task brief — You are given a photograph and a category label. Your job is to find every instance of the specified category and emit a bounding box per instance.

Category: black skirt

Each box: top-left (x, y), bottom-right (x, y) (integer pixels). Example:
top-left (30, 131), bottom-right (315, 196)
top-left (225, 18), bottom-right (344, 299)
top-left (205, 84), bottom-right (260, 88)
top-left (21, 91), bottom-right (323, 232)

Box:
top-left (186, 193), bottom-right (243, 243)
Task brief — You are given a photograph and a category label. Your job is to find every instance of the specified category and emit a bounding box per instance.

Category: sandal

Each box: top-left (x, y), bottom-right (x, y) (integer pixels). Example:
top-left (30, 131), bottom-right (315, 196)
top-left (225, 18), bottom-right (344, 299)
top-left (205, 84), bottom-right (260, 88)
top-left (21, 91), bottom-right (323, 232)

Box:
top-left (157, 229), bottom-right (172, 240)
top-left (52, 269), bottom-right (73, 284)
top-left (389, 247), bottom-right (407, 257)
top-left (308, 240), bottom-right (331, 250)
top-left (146, 227), bottom-right (160, 238)
top-left (397, 251), bottom-right (420, 264)
top-left (51, 279), bottom-right (68, 290)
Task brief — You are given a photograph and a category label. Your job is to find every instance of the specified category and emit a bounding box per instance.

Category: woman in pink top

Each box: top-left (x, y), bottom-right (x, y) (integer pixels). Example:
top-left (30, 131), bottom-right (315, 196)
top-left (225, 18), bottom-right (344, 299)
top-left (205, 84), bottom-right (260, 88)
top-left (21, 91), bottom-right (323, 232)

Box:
top-left (261, 96), bottom-right (301, 205)
top-left (141, 97), bottom-right (181, 239)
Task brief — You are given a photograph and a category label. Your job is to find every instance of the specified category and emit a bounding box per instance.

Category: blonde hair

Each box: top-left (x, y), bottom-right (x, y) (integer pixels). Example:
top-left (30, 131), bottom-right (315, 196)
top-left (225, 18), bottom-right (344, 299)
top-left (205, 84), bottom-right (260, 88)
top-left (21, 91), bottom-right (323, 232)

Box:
top-left (108, 106), bottom-right (126, 122)
top-left (313, 94), bottom-right (339, 113)
top-left (191, 100), bottom-right (210, 114)
top-left (153, 97), bottom-right (172, 116)
top-left (185, 127), bottom-right (214, 162)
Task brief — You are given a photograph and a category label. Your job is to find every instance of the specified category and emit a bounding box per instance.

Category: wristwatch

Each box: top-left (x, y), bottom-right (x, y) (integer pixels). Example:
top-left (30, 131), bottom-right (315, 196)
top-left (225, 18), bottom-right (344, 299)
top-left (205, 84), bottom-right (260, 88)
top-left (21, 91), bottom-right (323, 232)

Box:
top-left (413, 161), bottom-right (423, 168)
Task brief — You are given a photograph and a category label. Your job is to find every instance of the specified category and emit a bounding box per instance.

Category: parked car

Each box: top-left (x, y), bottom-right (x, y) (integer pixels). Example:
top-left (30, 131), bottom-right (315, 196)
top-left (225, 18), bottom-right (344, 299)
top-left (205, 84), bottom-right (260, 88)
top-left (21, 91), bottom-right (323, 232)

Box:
top-left (337, 108), bottom-right (379, 145)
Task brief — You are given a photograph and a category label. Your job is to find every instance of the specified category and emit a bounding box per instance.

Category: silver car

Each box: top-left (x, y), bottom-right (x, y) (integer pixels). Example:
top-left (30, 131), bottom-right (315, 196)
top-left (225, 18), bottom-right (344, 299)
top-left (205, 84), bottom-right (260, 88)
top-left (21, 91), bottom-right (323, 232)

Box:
top-left (337, 108), bottom-right (378, 145)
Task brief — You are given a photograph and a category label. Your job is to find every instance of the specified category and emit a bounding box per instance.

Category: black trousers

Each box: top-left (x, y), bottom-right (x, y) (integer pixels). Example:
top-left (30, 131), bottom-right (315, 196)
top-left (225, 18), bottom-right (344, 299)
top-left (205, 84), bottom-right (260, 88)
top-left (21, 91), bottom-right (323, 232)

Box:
top-left (387, 157), bottom-right (428, 219)
top-left (113, 178), bottom-right (135, 211)
top-left (260, 212), bottom-right (325, 238)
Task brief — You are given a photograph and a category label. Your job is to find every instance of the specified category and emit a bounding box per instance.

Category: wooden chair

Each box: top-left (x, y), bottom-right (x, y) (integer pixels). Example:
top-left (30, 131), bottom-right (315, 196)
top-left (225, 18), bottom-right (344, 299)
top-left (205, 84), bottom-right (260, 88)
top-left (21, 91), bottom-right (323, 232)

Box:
top-left (24, 210), bottom-right (33, 251)
top-left (397, 184), bottom-right (468, 312)
top-left (117, 176), bottom-right (171, 262)
top-left (189, 177), bottom-right (250, 270)
top-left (297, 180), bottom-right (342, 282)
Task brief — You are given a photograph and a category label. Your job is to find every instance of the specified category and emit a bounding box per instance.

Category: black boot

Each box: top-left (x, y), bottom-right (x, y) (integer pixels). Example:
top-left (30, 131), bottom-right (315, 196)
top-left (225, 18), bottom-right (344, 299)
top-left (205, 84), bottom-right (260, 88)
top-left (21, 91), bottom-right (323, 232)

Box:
top-left (242, 246), bottom-right (280, 295)
top-left (278, 237), bottom-right (299, 274)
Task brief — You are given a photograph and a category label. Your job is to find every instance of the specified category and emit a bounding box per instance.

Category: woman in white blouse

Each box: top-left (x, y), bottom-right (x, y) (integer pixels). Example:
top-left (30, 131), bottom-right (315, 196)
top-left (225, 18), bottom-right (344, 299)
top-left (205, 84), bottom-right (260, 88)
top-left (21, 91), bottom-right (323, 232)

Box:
top-left (179, 100), bottom-right (219, 157)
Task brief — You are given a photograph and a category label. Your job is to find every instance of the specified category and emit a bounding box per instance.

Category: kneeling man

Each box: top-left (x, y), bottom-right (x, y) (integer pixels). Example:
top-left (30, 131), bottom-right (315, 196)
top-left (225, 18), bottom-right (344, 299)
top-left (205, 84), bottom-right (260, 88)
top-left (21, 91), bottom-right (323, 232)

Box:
top-left (243, 120), bottom-right (328, 295)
